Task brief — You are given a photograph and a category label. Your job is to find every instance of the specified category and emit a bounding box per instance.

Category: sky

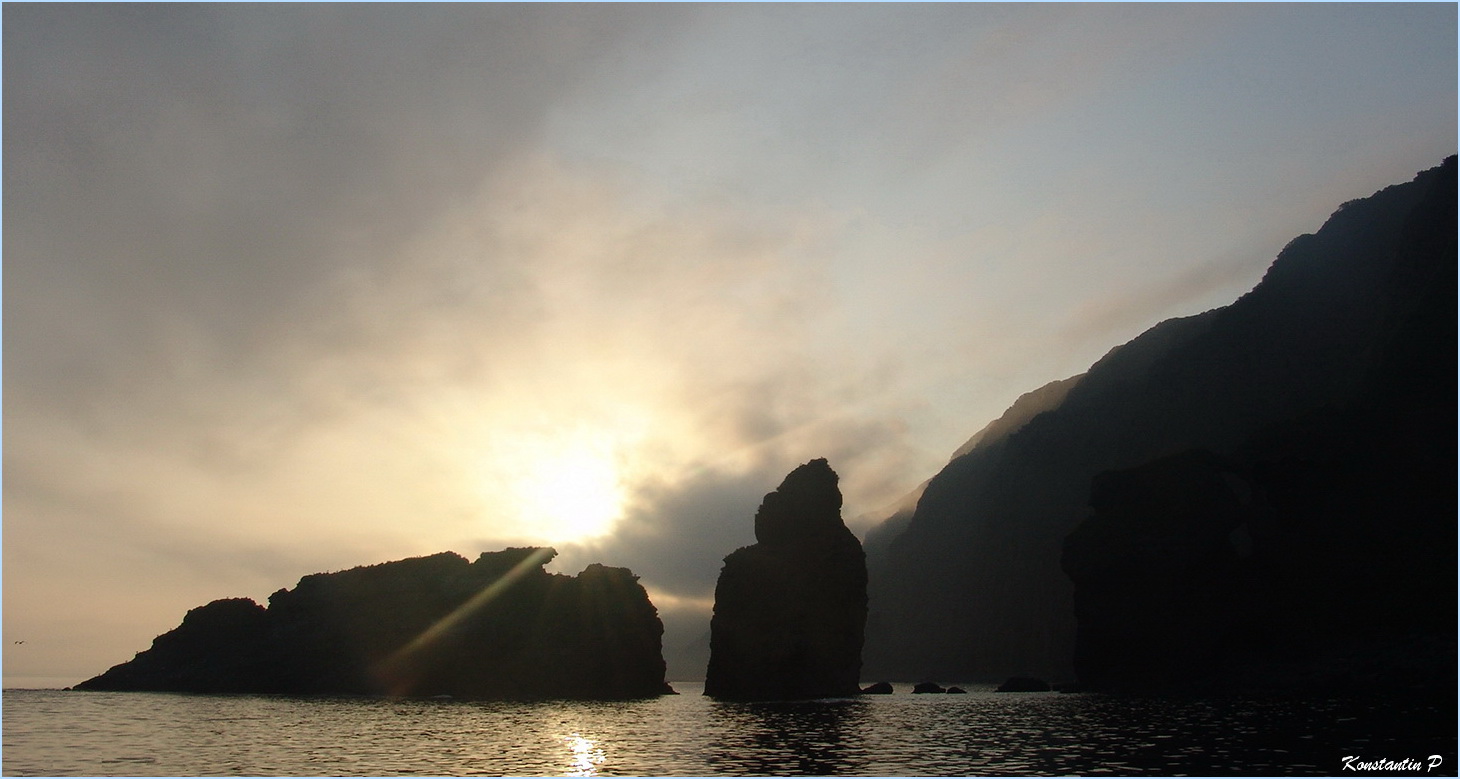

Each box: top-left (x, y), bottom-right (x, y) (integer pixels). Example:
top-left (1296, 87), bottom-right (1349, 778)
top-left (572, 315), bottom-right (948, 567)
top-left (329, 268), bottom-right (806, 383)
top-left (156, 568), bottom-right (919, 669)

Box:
top-left (4, 3), bottom-right (1455, 686)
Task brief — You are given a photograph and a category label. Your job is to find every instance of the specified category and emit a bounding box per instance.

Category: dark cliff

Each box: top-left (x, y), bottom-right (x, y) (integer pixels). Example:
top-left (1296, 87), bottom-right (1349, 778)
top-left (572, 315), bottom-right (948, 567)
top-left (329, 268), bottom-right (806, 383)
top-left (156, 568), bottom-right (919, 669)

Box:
top-left (862, 375), bottom-right (1081, 572)
top-left (865, 157), bottom-right (1457, 684)
top-left (1063, 156), bottom-right (1457, 693)
top-left (705, 458), bottom-right (868, 700)
top-left (76, 547), bottom-right (675, 699)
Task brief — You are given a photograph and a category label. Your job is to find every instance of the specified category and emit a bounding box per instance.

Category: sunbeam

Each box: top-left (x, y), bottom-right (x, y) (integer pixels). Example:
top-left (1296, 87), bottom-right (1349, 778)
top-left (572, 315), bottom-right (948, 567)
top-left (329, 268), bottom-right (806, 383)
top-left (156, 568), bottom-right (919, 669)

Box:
top-left (372, 547), bottom-right (557, 696)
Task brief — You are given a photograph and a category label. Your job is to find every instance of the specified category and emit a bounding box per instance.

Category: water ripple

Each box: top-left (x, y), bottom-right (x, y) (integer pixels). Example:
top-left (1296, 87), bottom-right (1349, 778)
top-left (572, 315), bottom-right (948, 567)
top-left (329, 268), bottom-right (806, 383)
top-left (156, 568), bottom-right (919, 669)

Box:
top-left (3, 685), bottom-right (1452, 776)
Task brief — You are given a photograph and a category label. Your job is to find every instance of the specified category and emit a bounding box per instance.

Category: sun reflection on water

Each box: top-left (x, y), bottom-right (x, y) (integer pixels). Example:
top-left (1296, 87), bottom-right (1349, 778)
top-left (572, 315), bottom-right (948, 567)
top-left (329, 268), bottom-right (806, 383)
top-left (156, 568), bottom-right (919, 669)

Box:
top-left (563, 732), bottom-right (605, 776)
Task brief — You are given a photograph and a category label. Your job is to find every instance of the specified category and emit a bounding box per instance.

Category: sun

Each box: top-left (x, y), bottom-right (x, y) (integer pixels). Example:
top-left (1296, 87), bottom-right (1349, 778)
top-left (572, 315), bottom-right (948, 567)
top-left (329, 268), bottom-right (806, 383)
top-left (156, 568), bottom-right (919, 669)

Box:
top-left (476, 428), bottom-right (631, 544)
top-left (515, 445), bottom-right (625, 542)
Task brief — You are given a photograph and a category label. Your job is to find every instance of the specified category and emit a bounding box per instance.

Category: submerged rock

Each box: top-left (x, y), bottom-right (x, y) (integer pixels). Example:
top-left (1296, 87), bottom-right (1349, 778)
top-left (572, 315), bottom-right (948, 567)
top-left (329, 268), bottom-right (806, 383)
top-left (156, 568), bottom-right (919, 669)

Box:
top-left (996, 676), bottom-right (1051, 692)
top-left (76, 548), bottom-right (674, 700)
top-left (704, 459), bottom-right (868, 701)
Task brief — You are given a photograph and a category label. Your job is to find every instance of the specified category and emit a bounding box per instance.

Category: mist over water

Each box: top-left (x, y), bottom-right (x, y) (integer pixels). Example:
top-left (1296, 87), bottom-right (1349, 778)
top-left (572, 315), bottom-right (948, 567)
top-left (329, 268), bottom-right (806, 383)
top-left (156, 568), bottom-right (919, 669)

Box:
top-left (5, 685), bottom-right (1449, 776)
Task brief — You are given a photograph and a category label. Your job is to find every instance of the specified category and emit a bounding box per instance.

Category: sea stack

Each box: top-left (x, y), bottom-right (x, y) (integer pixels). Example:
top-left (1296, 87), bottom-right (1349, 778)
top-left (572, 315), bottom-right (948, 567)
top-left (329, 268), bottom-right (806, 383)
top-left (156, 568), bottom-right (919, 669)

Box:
top-left (705, 458), bottom-right (868, 700)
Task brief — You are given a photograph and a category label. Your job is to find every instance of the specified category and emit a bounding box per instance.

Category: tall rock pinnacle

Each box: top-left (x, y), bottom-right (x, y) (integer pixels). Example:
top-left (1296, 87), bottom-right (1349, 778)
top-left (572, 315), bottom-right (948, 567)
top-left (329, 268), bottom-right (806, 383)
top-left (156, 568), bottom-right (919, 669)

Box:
top-left (705, 458), bottom-right (868, 700)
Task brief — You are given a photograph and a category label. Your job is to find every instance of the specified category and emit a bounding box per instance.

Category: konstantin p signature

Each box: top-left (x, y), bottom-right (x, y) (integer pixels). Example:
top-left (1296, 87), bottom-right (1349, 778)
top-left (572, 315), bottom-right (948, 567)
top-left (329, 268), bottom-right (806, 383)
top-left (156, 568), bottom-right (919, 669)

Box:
top-left (1342, 755), bottom-right (1446, 773)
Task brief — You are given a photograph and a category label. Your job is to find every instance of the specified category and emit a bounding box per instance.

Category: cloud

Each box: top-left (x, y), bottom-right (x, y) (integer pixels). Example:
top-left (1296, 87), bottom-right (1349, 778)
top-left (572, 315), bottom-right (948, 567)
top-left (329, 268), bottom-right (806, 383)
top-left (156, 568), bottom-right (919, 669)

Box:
top-left (553, 372), bottom-right (923, 603)
top-left (1056, 253), bottom-right (1269, 342)
top-left (9, 3), bottom-right (1454, 686)
top-left (4, 4), bottom-right (690, 425)
top-left (5, 17), bottom-right (932, 675)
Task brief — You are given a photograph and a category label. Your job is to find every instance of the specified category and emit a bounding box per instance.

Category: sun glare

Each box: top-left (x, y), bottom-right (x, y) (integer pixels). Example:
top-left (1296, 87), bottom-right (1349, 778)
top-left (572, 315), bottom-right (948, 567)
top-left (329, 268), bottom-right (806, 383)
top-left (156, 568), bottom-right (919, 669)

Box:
top-left (517, 446), bottom-right (625, 542)
top-left (478, 428), bottom-right (632, 544)
top-left (563, 733), bottom-right (605, 776)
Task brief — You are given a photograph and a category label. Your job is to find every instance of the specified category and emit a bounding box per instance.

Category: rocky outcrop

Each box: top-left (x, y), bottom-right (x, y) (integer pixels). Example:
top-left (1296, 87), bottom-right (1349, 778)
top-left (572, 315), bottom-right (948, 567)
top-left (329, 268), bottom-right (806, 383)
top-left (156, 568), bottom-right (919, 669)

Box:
top-left (704, 458), bottom-right (868, 700)
top-left (865, 158), bottom-right (1458, 684)
top-left (1064, 410), bottom-right (1456, 694)
top-left (76, 548), bottom-right (675, 699)
top-left (860, 681), bottom-right (894, 694)
top-left (1062, 450), bottom-right (1262, 692)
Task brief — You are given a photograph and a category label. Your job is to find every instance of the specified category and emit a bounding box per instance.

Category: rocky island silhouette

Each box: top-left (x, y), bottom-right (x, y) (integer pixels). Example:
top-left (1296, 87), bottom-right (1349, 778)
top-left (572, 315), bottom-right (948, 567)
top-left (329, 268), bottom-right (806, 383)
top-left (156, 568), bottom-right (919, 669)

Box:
top-left (76, 548), bottom-right (674, 699)
top-left (79, 460), bottom-right (876, 704)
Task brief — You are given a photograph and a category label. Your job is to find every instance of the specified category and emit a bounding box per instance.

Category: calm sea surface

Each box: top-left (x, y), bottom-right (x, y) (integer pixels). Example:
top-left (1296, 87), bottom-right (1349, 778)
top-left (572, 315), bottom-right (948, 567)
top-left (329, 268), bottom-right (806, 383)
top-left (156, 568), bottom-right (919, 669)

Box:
top-left (4, 683), bottom-right (1453, 776)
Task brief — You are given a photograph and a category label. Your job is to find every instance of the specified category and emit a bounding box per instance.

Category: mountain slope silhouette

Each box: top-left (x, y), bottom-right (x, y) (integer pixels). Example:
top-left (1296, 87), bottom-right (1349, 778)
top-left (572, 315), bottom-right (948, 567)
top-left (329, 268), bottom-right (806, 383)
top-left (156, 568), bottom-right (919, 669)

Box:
top-left (864, 157), bottom-right (1456, 683)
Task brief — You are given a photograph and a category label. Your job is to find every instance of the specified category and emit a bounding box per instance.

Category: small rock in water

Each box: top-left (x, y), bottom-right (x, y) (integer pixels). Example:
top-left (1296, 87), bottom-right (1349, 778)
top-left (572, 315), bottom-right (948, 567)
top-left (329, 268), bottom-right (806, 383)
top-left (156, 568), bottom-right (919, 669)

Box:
top-left (995, 676), bottom-right (1050, 692)
top-left (860, 681), bottom-right (894, 694)
top-left (912, 681), bottom-right (945, 694)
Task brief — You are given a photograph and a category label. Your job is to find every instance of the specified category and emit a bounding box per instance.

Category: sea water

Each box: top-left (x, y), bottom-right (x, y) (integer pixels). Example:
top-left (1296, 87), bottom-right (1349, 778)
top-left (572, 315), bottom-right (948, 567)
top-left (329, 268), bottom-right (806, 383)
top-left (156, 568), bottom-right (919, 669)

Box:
top-left (4, 683), bottom-right (1453, 776)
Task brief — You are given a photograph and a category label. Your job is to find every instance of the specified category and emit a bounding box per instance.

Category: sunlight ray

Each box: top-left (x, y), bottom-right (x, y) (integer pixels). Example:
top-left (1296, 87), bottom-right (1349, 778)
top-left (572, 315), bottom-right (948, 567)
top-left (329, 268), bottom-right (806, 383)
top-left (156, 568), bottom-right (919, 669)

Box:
top-left (372, 546), bottom-right (556, 696)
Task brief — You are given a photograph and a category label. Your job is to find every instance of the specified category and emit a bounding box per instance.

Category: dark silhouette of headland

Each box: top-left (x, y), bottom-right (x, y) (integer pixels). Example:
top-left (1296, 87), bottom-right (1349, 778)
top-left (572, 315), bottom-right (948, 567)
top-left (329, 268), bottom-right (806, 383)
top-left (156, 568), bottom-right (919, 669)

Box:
top-left (862, 156), bottom-right (1456, 696)
top-left (1061, 156), bottom-right (1457, 694)
top-left (705, 458), bottom-right (868, 700)
top-left (76, 548), bottom-right (674, 699)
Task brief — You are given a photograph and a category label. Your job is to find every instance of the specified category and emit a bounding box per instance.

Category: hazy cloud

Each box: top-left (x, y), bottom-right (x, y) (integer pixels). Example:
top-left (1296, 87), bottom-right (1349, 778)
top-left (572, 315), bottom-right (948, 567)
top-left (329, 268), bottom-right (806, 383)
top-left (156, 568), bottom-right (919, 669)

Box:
top-left (1057, 253), bottom-right (1271, 342)
top-left (6, 3), bottom-right (1453, 684)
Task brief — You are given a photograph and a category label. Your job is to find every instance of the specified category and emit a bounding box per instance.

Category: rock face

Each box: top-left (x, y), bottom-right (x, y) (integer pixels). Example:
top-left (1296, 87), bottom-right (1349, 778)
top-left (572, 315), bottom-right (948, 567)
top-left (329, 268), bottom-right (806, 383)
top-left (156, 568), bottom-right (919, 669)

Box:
top-left (76, 548), bottom-right (674, 699)
top-left (704, 458), bottom-right (868, 700)
top-left (1063, 157), bottom-right (1457, 694)
top-left (864, 158), bottom-right (1458, 685)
